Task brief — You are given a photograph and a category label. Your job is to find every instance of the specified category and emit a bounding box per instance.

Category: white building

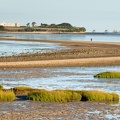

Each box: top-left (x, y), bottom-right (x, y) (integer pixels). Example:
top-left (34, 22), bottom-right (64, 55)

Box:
top-left (0, 22), bottom-right (20, 27)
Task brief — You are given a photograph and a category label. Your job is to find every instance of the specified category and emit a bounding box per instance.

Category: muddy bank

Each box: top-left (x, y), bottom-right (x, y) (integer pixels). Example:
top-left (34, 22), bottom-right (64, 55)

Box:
top-left (0, 101), bottom-right (120, 120)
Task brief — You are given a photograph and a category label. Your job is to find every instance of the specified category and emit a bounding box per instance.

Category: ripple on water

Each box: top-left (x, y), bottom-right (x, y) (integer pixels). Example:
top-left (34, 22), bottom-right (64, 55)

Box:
top-left (0, 66), bottom-right (120, 95)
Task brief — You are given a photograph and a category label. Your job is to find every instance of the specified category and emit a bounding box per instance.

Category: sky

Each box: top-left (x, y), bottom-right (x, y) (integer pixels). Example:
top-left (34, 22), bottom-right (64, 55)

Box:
top-left (0, 0), bottom-right (120, 32)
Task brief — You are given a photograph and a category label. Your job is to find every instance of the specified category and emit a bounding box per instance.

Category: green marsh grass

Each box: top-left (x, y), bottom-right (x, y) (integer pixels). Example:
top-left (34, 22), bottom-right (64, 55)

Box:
top-left (13, 86), bottom-right (45, 95)
top-left (0, 84), bottom-right (3, 90)
top-left (13, 86), bottom-right (33, 95)
top-left (28, 90), bottom-right (82, 102)
top-left (13, 86), bottom-right (32, 91)
top-left (0, 90), bottom-right (15, 102)
top-left (80, 90), bottom-right (119, 102)
top-left (28, 90), bottom-right (119, 102)
top-left (94, 71), bottom-right (120, 78)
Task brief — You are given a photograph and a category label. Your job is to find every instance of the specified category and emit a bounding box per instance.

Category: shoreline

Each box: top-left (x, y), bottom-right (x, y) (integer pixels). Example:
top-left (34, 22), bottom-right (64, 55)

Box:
top-left (0, 31), bottom-right (86, 34)
top-left (1, 31), bottom-right (120, 35)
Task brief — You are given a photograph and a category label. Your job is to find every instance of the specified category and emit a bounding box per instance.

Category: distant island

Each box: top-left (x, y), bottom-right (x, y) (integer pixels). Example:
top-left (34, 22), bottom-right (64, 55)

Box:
top-left (0, 22), bottom-right (86, 33)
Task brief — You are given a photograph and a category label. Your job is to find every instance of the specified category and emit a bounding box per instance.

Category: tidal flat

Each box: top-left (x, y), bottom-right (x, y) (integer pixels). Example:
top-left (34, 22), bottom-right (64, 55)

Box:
top-left (0, 101), bottom-right (120, 119)
top-left (0, 36), bottom-right (120, 119)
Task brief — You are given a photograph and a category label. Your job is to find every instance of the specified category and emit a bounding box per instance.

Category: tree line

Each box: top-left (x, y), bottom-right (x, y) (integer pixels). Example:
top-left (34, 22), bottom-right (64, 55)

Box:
top-left (0, 22), bottom-right (86, 32)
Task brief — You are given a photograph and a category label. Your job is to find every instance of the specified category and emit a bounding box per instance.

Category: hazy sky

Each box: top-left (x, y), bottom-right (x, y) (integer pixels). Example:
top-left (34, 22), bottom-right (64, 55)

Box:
top-left (0, 0), bottom-right (120, 32)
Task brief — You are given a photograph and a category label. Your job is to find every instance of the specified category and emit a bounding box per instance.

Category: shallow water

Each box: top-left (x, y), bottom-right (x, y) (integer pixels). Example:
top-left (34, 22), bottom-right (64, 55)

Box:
top-left (0, 33), bottom-right (120, 56)
top-left (0, 66), bottom-right (120, 95)
top-left (0, 33), bottom-right (120, 42)
top-left (0, 40), bottom-right (67, 56)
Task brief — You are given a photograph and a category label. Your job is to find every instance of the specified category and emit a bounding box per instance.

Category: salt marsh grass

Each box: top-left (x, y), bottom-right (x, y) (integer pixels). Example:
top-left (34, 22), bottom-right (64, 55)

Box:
top-left (80, 90), bottom-right (119, 102)
top-left (28, 90), bottom-right (119, 102)
top-left (94, 71), bottom-right (120, 78)
top-left (0, 84), bottom-right (3, 90)
top-left (28, 90), bottom-right (82, 102)
top-left (0, 91), bottom-right (15, 102)
top-left (13, 86), bottom-right (33, 95)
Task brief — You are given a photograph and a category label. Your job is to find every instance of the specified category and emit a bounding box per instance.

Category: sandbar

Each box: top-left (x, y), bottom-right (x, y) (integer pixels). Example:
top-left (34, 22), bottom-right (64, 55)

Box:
top-left (0, 37), bottom-right (120, 67)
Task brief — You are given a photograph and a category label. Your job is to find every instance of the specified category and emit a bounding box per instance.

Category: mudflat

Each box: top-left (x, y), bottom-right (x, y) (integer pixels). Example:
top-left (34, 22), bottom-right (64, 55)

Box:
top-left (0, 101), bottom-right (120, 120)
top-left (0, 37), bottom-right (120, 67)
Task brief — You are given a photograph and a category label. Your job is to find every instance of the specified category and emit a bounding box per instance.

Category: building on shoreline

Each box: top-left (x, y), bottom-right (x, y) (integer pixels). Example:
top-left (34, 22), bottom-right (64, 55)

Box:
top-left (0, 22), bottom-right (20, 27)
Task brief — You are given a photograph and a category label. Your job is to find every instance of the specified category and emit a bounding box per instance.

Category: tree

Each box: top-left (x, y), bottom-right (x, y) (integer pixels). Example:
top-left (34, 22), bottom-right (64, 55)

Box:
top-left (41, 23), bottom-right (48, 27)
top-left (0, 26), bottom-right (5, 31)
top-left (57, 23), bottom-right (73, 28)
top-left (26, 23), bottom-right (30, 27)
top-left (32, 22), bottom-right (36, 28)
top-left (105, 30), bottom-right (108, 33)
top-left (50, 24), bottom-right (56, 28)
top-left (79, 27), bottom-right (86, 32)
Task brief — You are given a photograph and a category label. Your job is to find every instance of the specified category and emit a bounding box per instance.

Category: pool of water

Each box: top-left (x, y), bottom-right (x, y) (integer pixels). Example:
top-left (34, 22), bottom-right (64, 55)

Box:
top-left (0, 40), bottom-right (68, 56)
top-left (0, 66), bottom-right (120, 95)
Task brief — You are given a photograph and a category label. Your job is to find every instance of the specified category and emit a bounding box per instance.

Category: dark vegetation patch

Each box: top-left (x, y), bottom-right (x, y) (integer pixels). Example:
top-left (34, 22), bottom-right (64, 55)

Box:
top-left (94, 71), bottom-right (120, 78)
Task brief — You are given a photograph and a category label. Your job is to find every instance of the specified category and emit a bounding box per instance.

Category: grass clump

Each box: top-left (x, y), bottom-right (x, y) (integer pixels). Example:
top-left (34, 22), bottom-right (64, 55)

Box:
top-left (13, 86), bottom-right (47, 96)
top-left (94, 71), bottom-right (120, 78)
top-left (0, 91), bottom-right (15, 102)
top-left (80, 90), bottom-right (119, 102)
top-left (28, 90), bottom-right (119, 102)
top-left (13, 86), bottom-right (32, 91)
top-left (13, 86), bottom-right (33, 95)
top-left (0, 84), bottom-right (3, 90)
top-left (28, 90), bottom-right (82, 102)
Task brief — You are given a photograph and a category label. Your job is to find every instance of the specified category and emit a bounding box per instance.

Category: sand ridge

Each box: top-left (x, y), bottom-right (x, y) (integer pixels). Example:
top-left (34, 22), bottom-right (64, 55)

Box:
top-left (0, 57), bottom-right (120, 68)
